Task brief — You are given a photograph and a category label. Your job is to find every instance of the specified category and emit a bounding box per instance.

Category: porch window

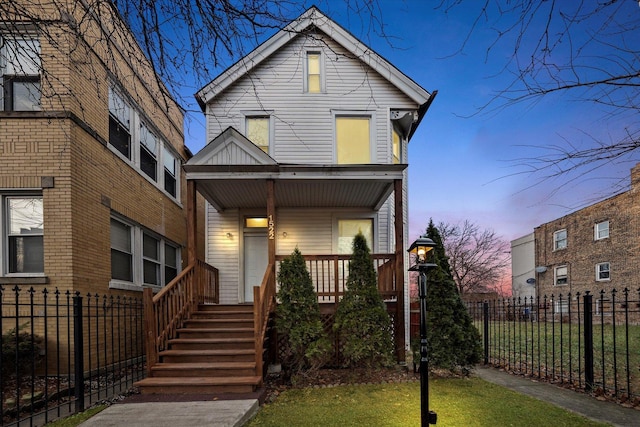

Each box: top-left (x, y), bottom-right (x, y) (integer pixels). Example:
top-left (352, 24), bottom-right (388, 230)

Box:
top-left (6, 197), bottom-right (44, 274)
top-left (143, 233), bottom-right (160, 286)
top-left (336, 116), bottom-right (371, 164)
top-left (246, 117), bottom-right (270, 153)
top-left (1, 36), bottom-right (41, 111)
top-left (337, 218), bottom-right (373, 254)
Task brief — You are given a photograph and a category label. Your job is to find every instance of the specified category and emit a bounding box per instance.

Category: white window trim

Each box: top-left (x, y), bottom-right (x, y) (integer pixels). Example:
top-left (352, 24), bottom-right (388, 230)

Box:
top-left (594, 221), bottom-right (609, 241)
top-left (108, 85), bottom-right (181, 202)
top-left (331, 110), bottom-right (377, 164)
top-left (554, 265), bottom-right (568, 287)
top-left (303, 49), bottom-right (325, 93)
top-left (553, 229), bottom-right (567, 251)
top-left (0, 192), bottom-right (45, 277)
top-left (332, 213), bottom-right (378, 254)
top-left (0, 34), bottom-right (42, 111)
top-left (554, 300), bottom-right (569, 314)
top-left (242, 113), bottom-right (274, 154)
top-left (595, 262), bottom-right (610, 282)
top-left (109, 215), bottom-right (181, 292)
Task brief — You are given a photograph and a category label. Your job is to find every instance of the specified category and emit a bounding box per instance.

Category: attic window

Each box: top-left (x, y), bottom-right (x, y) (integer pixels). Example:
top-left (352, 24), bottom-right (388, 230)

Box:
top-left (306, 52), bottom-right (321, 93)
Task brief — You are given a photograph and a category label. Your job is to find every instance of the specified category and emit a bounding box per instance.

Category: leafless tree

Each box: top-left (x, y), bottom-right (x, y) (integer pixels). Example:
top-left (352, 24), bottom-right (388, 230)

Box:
top-left (437, 1), bottom-right (640, 195)
top-left (2, 0), bottom-right (385, 115)
top-left (437, 220), bottom-right (510, 295)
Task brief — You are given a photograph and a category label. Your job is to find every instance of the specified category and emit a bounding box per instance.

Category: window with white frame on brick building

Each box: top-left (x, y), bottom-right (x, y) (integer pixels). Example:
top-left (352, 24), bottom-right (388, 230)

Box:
top-left (0, 34), bottom-right (41, 111)
top-left (2, 195), bottom-right (44, 275)
top-left (553, 229), bottom-right (567, 250)
top-left (596, 262), bottom-right (610, 281)
top-left (554, 265), bottom-right (568, 286)
top-left (594, 220), bottom-right (609, 240)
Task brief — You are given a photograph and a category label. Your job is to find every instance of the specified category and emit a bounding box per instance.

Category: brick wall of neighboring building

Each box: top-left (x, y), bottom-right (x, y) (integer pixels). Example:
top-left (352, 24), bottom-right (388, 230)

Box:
top-left (0, 0), bottom-right (206, 372)
top-left (534, 163), bottom-right (640, 300)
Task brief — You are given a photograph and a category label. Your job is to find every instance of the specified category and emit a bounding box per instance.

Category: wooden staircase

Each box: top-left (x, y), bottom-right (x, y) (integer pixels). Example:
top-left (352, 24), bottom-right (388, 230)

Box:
top-left (135, 304), bottom-right (263, 394)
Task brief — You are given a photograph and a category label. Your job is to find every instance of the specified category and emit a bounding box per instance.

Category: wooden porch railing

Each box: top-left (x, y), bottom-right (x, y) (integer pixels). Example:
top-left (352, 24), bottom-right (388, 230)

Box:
top-left (274, 254), bottom-right (398, 302)
top-left (253, 263), bottom-right (276, 384)
top-left (143, 259), bottom-right (219, 375)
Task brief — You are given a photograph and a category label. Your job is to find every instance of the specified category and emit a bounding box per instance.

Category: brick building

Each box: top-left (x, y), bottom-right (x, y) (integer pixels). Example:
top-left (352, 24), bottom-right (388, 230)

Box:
top-left (534, 163), bottom-right (640, 308)
top-left (0, 1), bottom-right (202, 299)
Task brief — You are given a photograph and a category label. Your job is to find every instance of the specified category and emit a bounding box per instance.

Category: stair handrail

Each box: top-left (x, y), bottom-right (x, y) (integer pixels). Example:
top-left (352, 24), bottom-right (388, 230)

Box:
top-left (253, 263), bottom-right (276, 384)
top-left (143, 259), bottom-right (219, 375)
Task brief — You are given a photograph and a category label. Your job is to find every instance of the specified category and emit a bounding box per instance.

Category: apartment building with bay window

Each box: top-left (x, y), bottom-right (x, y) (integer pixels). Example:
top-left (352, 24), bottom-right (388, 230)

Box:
top-left (0, 1), bottom-right (202, 298)
top-left (533, 163), bottom-right (640, 305)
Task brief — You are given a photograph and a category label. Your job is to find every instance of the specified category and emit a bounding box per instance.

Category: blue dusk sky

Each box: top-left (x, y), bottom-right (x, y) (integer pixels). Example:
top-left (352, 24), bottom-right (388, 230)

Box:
top-left (179, 1), bottom-right (640, 244)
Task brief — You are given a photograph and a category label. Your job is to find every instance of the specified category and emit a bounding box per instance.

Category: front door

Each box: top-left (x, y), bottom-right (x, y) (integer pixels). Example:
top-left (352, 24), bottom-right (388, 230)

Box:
top-left (243, 232), bottom-right (268, 302)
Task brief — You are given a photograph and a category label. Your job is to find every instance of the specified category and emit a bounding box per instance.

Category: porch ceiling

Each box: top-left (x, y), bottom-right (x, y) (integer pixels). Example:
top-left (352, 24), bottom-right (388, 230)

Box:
top-left (184, 164), bottom-right (407, 212)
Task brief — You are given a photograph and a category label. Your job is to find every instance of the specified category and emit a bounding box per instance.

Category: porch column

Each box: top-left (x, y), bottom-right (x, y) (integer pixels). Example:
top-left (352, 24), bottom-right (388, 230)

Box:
top-left (394, 179), bottom-right (405, 362)
top-left (187, 179), bottom-right (197, 265)
top-left (266, 179), bottom-right (276, 268)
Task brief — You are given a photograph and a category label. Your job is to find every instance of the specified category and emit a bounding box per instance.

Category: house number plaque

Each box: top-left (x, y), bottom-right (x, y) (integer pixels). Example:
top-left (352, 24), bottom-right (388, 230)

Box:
top-left (268, 214), bottom-right (275, 240)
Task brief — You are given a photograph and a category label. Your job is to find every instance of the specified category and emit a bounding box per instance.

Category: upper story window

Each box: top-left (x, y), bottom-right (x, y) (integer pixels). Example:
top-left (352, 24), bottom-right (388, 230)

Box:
top-left (4, 195), bottom-right (44, 275)
top-left (108, 86), bottom-right (181, 201)
top-left (108, 87), bottom-right (132, 158)
top-left (554, 265), bottom-right (568, 286)
top-left (1, 35), bottom-right (41, 111)
top-left (246, 116), bottom-right (270, 153)
top-left (163, 147), bottom-right (177, 197)
top-left (306, 52), bottom-right (322, 93)
top-left (596, 262), bottom-right (610, 281)
top-left (392, 128), bottom-right (401, 164)
top-left (335, 115), bottom-right (371, 164)
top-left (553, 229), bottom-right (567, 250)
top-left (140, 123), bottom-right (158, 181)
top-left (595, 221), bottom-right (609, 240)
top-left (110, 216), bottom-right (181, 290)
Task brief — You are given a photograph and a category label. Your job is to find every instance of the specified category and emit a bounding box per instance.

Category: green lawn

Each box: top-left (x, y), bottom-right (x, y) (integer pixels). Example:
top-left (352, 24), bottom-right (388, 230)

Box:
top-left (247, 378), bottom-right (606, 426)
top-left (479, 320), bottom-right (640, 397)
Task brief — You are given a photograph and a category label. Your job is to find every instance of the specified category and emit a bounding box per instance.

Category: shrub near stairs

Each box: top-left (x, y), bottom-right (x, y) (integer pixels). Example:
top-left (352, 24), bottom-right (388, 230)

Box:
top-left (334, 233), bottom-right (394, 368)
top-left (276, 248), bottom-right (330, 375)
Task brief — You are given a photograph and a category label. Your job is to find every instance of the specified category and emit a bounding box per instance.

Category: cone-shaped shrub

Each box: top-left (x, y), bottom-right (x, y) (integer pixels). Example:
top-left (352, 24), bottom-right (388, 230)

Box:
top-left (334, 232), bottom-right (394, 367)
top-left (425, 220), bottom-right (481, 371)
top-left (276, 248), bottom-right (330, 373)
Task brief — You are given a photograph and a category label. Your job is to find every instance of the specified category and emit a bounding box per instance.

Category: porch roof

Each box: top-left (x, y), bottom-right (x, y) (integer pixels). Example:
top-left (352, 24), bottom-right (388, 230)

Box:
top-left (184, 163), bottom-right (406, 212)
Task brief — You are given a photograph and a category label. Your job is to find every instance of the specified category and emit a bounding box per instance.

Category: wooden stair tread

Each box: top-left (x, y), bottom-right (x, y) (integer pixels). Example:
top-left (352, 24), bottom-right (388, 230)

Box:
top-left (152, 362), bottom-right (255, 370)
top-left (169, 339), bottom-right (254, 344)
top-left (136, 376), bottom-right (261, 386)
top-left (160, 349), bottom-right (254, 356)
top-left (179, 327), bottom-right (254, 332)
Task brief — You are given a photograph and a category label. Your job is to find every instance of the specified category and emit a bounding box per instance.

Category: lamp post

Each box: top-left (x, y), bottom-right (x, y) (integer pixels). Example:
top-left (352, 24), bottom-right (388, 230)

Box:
top-left (408, 234), bottom-right (438, 426)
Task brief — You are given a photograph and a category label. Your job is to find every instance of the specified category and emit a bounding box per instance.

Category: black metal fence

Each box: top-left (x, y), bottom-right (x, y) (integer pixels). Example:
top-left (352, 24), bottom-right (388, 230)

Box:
top-left (0, 286), bottom-right (145, 426)
top-left (466, 289), bottom-right (640, 406)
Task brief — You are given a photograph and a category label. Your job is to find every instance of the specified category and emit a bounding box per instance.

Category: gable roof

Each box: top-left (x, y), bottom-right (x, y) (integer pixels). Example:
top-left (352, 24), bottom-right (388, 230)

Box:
top-left (188, 127), bottom-right (276, 166)
top-left (195, 6), bottom-right (435, 119)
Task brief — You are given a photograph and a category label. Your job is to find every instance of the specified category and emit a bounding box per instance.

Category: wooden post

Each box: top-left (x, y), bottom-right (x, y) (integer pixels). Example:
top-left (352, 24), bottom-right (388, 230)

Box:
top-left (266, 180), bottom-right (276, 290)
top-left (186, 179), bottom-right (197, 265)
top-left (394, 179), bottom-right (405, 363)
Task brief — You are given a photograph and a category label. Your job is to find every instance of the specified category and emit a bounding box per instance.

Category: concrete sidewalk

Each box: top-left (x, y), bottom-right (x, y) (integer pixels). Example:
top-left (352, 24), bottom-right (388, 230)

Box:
top-left (78, 399), bottom-right (259, 427)
top-left (474, 366), bottom-right (639, 427)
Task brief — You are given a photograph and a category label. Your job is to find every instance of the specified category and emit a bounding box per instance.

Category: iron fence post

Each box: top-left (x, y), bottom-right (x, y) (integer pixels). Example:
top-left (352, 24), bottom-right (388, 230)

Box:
top-left (583, 292), bottom-right (594, 392)
top-left (73, 293), bottom-right (85, 413)
top-left (483, 301), bottom-right (489, 365)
